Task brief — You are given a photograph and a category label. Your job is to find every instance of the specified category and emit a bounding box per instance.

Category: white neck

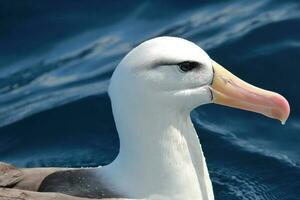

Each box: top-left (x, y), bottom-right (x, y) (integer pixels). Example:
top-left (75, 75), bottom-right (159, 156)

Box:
top-left (101, 94), bottom-right (214, 200)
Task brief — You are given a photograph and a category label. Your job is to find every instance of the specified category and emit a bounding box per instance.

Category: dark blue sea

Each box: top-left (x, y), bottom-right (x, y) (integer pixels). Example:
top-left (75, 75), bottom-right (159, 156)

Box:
top-left (0, 0), bottom-right (300, 199)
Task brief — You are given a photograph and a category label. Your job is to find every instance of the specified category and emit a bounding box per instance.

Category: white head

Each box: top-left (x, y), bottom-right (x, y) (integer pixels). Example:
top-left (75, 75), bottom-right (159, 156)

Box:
top-left (109, 37), bottom-right (213, 113)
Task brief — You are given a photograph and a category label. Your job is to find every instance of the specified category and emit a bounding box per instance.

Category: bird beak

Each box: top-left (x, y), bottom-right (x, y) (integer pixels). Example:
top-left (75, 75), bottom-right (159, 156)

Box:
top-left (210, 60), bottom-right (290, 124)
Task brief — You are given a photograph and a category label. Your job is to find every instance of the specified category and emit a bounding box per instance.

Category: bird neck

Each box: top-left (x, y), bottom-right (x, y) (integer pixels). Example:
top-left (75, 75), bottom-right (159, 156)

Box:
top-left (102, 97), bottom-right (214, 200)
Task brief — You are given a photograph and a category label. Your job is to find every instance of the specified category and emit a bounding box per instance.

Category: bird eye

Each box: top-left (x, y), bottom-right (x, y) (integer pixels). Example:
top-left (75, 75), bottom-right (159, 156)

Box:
top-left (178, 61), bottom-right (199, 73)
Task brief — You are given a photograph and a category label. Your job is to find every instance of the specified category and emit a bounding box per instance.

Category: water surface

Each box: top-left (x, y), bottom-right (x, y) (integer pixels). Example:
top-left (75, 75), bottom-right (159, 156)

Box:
top-left (0, 0), bottom-right (300, 199)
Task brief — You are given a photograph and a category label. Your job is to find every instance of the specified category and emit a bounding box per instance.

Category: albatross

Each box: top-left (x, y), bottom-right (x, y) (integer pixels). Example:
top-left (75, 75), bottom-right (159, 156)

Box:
top-left (0, 37), bottom-right (290, 200)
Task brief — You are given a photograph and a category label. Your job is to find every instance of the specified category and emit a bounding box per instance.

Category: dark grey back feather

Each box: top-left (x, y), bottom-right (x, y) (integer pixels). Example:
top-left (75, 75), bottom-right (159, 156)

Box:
top-left (38, 169), bottom-right (122, 199)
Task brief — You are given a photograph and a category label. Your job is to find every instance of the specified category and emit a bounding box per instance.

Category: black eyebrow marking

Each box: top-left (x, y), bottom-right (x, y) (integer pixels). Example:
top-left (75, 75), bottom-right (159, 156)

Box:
top-left (151, 60), bottom-right (203, 69)
top-left (150, 60), bottom-right (177, 68)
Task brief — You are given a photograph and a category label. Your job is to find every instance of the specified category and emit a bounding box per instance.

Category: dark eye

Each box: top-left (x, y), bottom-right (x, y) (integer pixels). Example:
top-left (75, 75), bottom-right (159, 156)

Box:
top-left (178, 61), bottom-right (199, 73)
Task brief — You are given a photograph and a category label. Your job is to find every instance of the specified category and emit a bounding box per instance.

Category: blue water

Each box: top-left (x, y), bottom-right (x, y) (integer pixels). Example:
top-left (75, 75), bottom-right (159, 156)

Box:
top-left (0, 0), bottom-right (300, 199)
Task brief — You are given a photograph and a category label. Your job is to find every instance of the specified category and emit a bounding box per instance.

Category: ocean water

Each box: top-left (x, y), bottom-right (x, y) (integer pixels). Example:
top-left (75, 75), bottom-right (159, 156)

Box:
top-left (0, 0), bottom-right (300, 199)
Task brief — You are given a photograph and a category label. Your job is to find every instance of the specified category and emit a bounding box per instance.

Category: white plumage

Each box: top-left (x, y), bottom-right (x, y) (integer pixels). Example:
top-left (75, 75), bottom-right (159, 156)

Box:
top-left (101, 37), bottom-right (215, 200)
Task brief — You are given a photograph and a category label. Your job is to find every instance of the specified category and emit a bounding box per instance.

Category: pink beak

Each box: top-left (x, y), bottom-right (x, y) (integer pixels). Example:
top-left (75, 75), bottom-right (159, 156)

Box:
top-left (210, 60), bottom-right (290, 124)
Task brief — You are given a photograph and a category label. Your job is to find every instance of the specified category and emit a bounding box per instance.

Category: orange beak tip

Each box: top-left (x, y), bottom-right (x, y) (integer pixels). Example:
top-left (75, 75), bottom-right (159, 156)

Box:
top-left (276, 94), bottom-right (290, 125)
